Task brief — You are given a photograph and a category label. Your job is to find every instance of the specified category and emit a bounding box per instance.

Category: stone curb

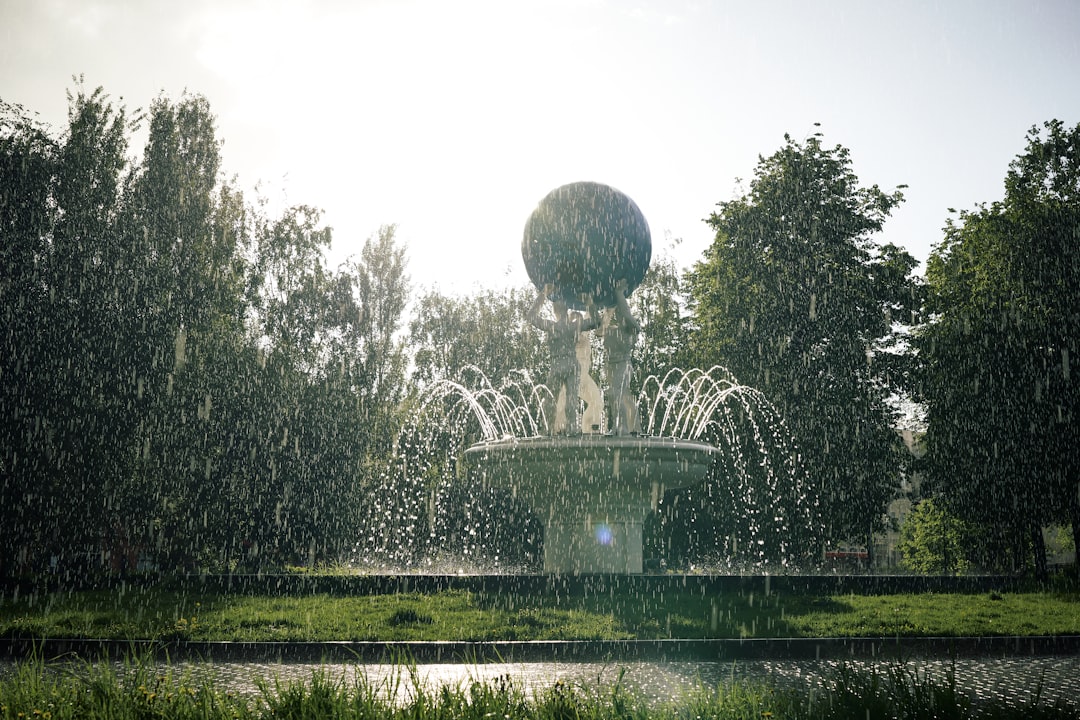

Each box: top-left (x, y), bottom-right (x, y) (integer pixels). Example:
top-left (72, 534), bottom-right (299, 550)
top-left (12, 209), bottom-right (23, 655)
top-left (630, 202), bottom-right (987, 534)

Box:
top-left (4, 636), bottom-right (1079, 663)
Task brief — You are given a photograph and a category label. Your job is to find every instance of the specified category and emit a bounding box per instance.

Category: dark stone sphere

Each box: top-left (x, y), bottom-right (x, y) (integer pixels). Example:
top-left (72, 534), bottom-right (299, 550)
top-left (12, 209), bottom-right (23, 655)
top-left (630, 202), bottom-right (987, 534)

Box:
top-left (522, 181), bottom-right (651, 310)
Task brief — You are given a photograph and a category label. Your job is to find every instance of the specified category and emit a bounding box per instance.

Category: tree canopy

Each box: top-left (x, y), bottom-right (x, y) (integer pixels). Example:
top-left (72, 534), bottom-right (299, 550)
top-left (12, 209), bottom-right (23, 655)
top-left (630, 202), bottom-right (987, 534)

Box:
top-left (5, 80), bottom-right (1076, 579)
top-left (685, 131), bottom-right (920, 557)
top-left (0, 85), bottom-right (413, 577)
top-left (916, 120), bottom-right (1080, 576)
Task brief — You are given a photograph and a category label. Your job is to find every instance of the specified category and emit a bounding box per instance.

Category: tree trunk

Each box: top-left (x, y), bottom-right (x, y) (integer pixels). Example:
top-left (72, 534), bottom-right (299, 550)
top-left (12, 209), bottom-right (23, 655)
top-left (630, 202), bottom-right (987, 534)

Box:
top-left (1031, 522), bottom-right (1049, 582)
top-left (1070, 489), bottom-right (1080, 575)
top-left (1072, 516), bottom-right (1080, 575)
top-left (942, 520), bottom-right (950, 575)
top-left (1012, 528), bottom-right (1027, 574)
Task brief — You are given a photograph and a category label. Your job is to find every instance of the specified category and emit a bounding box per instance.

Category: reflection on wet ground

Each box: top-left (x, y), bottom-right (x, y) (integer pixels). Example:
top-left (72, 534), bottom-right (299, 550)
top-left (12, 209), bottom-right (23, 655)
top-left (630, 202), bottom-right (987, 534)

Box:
top-left (58, 656), bottom-right (1077, 711)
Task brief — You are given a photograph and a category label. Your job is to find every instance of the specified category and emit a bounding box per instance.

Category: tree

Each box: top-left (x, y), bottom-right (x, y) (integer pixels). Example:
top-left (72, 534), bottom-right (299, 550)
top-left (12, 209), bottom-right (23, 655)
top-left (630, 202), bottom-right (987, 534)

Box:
top-left (408, 284), bottom-right (546, 390)
top-left (917, 120), bottom-right (1080, 577)
top-left (242, 214), bottom-right (413, 569)
top-left (397, 283), bottom-right (548, 568)
top-left (0, 87), bottom-right (226, 577)
top-left (1001, 120), bottom-right (1080, 568)
top-left (119, 92), bottom-right (264, 572)
top-left (1, 83), bottom-right (416, 577)
top-left (337, 224), bottom-right (411, 458)
top-left (0, 100), bottom-right (59, 576)
top-left (0, 85), bottom-right (146, 577)
top-left (898, 499), bottom-right (969, 574)
top-left (685, 131), bottom-right (919, 560)
top-left (622, 243), bottom-right (692, 384)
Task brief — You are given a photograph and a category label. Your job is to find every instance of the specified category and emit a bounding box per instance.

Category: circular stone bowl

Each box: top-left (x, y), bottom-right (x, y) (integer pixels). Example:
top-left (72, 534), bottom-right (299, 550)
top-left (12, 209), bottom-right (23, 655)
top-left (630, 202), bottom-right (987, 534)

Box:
top-left (522, 181), bottom-right (651, 310)
top-left (464, 434), bottom-right (716, 573)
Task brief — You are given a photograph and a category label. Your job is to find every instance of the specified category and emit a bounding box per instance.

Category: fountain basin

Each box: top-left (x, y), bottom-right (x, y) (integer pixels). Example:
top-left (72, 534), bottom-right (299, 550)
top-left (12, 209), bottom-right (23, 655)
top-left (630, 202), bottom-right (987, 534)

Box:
top-left (464, 435), bottom-right (717, 574)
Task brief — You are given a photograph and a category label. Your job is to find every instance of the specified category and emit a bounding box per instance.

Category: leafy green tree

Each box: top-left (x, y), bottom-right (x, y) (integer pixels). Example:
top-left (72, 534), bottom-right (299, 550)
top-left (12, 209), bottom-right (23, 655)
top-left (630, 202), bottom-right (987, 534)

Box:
top-left (898, 499), bottom-right (969, 574)
top-left (241, 213), bottom-right (412, 569)
top-left (917, 120), bottom-right (1080, 577)
top-left (409, 283), bottom-right (546, 391)
top-left (623, 244), bottom-right (692, 384)
top-left (0, 86), bottom-right (192, 577)
top-left (685, 131), bottom-right (919, 560)
top-left (304, 225), bottom-right (412, 564)
top-left (0, 100), bottom-right (60, 576)
top-left (396, 283), bottom-right (546, 567)
top-left (249, 205), bottom-right (335, 362)
top-left (26, 86), bottom-right (142, 576)
top-left (0, 85), bottom-right (215, 577)
top-left (1, 83), bottom-right (418, 577)
top-left (337, 224), bottom-right (411, 457)
top-left (118, 93), bottom-right (262, 571)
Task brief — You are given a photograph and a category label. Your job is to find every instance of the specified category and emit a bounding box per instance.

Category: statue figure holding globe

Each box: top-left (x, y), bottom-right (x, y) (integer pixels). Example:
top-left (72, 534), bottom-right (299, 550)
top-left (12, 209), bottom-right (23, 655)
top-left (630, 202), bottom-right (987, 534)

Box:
top-left (463, 181), bottom-right (717, 574)
top-left (603, 279), bottom-right (641, 435)
top-left (527, 285), bottom-right (600, 435)
top-left (522, 181), bottom-right (651, 436)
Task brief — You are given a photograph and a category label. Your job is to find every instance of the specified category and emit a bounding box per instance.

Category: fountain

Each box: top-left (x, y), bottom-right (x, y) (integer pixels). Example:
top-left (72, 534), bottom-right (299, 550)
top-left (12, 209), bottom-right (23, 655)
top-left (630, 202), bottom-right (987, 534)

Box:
top-left (462, 182), bottom-right (721, 574)
top-left (355, 183), bottom-right (816, 574)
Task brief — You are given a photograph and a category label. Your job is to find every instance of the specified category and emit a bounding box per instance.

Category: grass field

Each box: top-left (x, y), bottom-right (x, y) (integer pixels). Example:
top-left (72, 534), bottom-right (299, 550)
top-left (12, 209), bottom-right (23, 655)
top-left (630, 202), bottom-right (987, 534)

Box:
top-left (3, 584), bottom-right (1079, 718)
top-left (2, 585), bottom-right (1078, 642)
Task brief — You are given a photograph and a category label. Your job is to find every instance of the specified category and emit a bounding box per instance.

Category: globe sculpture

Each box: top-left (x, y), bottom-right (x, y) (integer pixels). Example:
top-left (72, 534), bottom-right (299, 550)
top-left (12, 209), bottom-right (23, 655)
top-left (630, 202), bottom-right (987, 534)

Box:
top-left (463, 182), bottom-right (717, 574)
top-left (522, 181), bottom-right (652, 309)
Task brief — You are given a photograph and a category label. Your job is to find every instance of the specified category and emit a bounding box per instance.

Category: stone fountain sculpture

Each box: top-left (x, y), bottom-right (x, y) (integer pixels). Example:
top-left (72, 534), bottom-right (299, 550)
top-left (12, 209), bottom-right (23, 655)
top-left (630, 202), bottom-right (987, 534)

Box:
top-left (463, 181), bottom-right (717, 574)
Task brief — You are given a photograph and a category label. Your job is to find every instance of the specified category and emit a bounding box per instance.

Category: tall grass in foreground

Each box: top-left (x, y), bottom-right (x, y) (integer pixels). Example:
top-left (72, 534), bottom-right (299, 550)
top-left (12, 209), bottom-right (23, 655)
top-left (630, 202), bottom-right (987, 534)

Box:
top-left (0, 655), bottom-right (1077, 719)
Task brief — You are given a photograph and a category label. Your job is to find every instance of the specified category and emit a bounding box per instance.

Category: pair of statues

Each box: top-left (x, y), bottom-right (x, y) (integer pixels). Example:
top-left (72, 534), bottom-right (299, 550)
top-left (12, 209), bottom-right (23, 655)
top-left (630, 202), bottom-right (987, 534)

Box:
top-left (527, 280), bottom-right (640, 436)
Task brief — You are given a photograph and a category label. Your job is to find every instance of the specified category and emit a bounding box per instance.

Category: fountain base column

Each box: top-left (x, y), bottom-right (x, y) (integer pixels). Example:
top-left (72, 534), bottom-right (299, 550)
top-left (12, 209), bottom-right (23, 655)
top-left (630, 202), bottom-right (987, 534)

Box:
top-left (545, 518), bottom-right (644, 574)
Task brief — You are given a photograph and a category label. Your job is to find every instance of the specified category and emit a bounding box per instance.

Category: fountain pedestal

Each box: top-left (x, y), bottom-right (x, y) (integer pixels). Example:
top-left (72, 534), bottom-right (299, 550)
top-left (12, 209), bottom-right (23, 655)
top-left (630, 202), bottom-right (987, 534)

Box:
top-left (464, 435), bottom-right (716, 574)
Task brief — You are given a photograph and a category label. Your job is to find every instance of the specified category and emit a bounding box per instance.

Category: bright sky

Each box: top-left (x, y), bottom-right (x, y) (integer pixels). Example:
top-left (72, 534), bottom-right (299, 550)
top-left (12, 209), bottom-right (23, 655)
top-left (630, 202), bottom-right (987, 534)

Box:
top-left (3, 0), bottom-right (1079, 294)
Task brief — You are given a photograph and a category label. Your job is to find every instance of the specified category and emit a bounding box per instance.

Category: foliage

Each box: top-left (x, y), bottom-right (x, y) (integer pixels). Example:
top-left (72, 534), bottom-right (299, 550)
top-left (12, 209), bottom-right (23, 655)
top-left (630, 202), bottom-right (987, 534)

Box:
top-left (623, 243), bottom-right (692, 382)
top-left (0, 84), bottom-right (413, 578)
top-left (684, 130), bottom-right (919, 557)
top-left (0, 85), bottom-right (141, 578)
top-left (0, 100), bottom-right (58, 576)
top-left (10, 78), bottom-right (1078, 582)
top-left (898, 499), bottom-right (970, 574)
top-left (1057, 525), bottom-right (1077, 553)
top-left (916, 120), bottom-right (1080, 577)
top-left (408, 283), bottom-right (546, 389)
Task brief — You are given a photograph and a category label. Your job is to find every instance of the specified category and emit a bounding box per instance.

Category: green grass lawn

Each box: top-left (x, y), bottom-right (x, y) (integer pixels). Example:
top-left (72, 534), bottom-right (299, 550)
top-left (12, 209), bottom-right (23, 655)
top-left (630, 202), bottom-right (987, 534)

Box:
top-left (2, 586), bottom-right (1078, 641)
